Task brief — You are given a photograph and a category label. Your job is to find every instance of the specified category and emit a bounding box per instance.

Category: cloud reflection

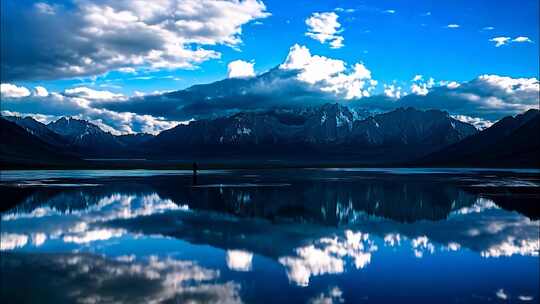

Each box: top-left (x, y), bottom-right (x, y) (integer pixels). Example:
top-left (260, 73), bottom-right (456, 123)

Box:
top-left (1, 192), bottom-right (187, 250)
top-left (0, 233), bottom-right (28, 250)
top-left (279, 230), bottom-right (376, 286)
top-left (226, 250), bottom-right (253, 272)
top-left (1, 253), bottom-right (243, 304)
top-left (308, 286), bottom-right (344, 304)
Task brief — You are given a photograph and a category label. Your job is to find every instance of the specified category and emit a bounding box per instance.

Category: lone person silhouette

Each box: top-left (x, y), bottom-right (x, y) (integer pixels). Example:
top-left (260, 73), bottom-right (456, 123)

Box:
top-left (192, 162), bottom-right (198, 186)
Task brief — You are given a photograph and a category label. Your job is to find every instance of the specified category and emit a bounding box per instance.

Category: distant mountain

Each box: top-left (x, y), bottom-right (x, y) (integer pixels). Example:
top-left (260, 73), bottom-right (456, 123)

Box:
top-left (149, 104), bottom-right (477, 162)
top-left (116, 133), bottom-right (154, 147)
top-left (47, 117), bottom-right (127, 156)
top-left (3, 116), bottom-right (68, 147)
top-left (418, 109), bottom-right (540, 167)
top-left (0, 117), bottom-right (79, 166)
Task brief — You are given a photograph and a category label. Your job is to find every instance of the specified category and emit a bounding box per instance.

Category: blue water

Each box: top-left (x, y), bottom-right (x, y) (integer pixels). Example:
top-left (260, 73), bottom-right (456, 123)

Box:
top-left (1, 169), bottom-right (538, 303)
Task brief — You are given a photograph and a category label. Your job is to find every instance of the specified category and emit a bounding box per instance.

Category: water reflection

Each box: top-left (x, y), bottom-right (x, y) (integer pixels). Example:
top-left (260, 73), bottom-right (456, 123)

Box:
top-left (1, 169), bottom-right (539, 303)
top-left (1, 253), bottom-right (242, 304)
top-left (278, 230), bottom-right (376, 286)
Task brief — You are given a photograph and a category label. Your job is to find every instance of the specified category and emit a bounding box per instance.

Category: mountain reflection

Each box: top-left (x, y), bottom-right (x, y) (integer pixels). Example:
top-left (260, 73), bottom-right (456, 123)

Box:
top-left (2, 174), bottom-right (538, 259)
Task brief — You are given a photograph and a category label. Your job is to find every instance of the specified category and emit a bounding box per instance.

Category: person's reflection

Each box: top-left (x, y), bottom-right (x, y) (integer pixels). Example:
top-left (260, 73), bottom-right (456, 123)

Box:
top-left (192, 162), bottom-right (198, 186)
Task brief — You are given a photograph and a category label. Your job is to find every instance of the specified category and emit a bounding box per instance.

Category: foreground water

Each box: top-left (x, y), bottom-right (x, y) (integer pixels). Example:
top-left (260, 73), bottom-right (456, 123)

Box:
top-left (1, 168), bottom-right (539, 303)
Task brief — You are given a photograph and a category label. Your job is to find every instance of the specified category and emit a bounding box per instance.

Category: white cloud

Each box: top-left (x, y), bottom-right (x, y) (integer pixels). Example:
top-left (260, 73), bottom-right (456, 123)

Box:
top-left (513, 36), bottom-right (532, 43)
top-left (1, 84), bottom-right (184, 135)
top-left (63, 87), bottom-right (126, 101)
top-left (410, 77), bottom-right (435, 96)
top-left (451, 115), bottom-right (493, 130)
top-left (490, 36), bottom-right (532, 47)
top-left (412, 75), bottom-right (423, 82)
top-left (0, 83), bottom-right (31, 98)
top-left (447, 24), bottom-right (460, 28)
top-left (489, 36), bottom-right (511, 47)
top-left (475, 75), bottom-right (539, 101)
top-left (482, 26), bottom-right (495, 31)
top-left (383, 84), bottom-right (403, 99)
top-left (280, 44), bottom-right (376, 99)
top-left (227, 60), bottom-right (255, 78)
top-left (225, 250), bottom-right (253, 271)
top-left (398, 74), bottom-right (539, 120)
top-left (4, 0), bottom-right (270, 80)
top-left (305, 12), bottom-right (344, 49)
top-left (334, 7), bottom-right (355, 13)
top-left (384, 9), bottom-right (396, 14)
top-left (439, 80), bottom-right (460, 89)
top-left (33, 86), bottom-right (49, 97)
top-left (1, 111), bottom-right (60, 124)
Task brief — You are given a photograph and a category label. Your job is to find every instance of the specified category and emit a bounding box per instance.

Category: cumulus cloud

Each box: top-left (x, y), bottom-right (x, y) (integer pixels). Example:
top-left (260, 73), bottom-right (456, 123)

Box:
top-left (33, 86), bottom-right (49, 97)
top-left (447, 24), bottom-right (460, 28)
top-left (1, 83), bottom-right (31, 98)
top-left (383, 84), bottom-right (404, 99)
top-left (280, 44), bottom-right (376, 99)
top-left (227, 60), bottom-right (255, 78)
top-left (410, 76), bottom-right (435, 96)
top-left (1, 0), bottom-right (270, 81)
top-left (305, 12), bottom-right (344, 49)
top-left (396, 74), bottom-right (539, 120)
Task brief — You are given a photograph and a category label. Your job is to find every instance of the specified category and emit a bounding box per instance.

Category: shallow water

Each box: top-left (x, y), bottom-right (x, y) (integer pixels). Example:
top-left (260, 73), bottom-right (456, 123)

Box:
top-left (1, 169), bottom-right (539, 303)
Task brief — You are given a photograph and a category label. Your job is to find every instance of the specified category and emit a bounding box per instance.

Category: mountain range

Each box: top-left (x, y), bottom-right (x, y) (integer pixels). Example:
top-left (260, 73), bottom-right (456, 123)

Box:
top-left (1, 104), bottom-right (538, 168)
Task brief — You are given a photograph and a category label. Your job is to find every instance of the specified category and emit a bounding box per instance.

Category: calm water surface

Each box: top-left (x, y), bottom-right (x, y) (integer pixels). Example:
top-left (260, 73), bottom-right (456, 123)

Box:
top-left (1, 169), bottom-right (539, 303)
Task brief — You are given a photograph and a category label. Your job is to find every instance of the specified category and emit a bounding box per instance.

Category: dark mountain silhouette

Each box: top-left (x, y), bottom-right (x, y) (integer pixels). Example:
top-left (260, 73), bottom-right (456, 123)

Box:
top-left (148, 104), bottom-right (477, 162)
top-left (3, 106), bottom-right (538, 168)
top-left (0, 117), bottom-right (79, 166)
top-left (4, 116), bottom-right (68, 147)
top-left (46, 117), bottom-right (129, 156)
top-left (418, 109), bottom-right (540, 167)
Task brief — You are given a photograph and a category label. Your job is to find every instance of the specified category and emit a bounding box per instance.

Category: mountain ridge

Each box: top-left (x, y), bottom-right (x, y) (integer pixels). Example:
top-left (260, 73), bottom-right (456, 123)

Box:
top-left (2, 104), bottom-right (538, 168)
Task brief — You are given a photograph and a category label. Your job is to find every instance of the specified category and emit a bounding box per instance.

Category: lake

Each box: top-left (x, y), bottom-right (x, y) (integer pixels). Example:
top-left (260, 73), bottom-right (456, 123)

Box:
top-left (1, 168), bottom-right (539, 303)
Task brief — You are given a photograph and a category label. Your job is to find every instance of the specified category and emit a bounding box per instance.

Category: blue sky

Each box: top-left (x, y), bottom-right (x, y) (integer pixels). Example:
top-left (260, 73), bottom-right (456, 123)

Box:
top-left (1, 0), bottom-right (539, 134)
top-left (3, 0), bottom-right (539, 94)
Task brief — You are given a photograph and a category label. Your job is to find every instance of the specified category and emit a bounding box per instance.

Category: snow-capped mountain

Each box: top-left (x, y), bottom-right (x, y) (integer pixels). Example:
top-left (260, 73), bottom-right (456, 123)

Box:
top-left (46, 117), bottom-right (126, 154)
top-left (149, 103), bottom-right (478, 161)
